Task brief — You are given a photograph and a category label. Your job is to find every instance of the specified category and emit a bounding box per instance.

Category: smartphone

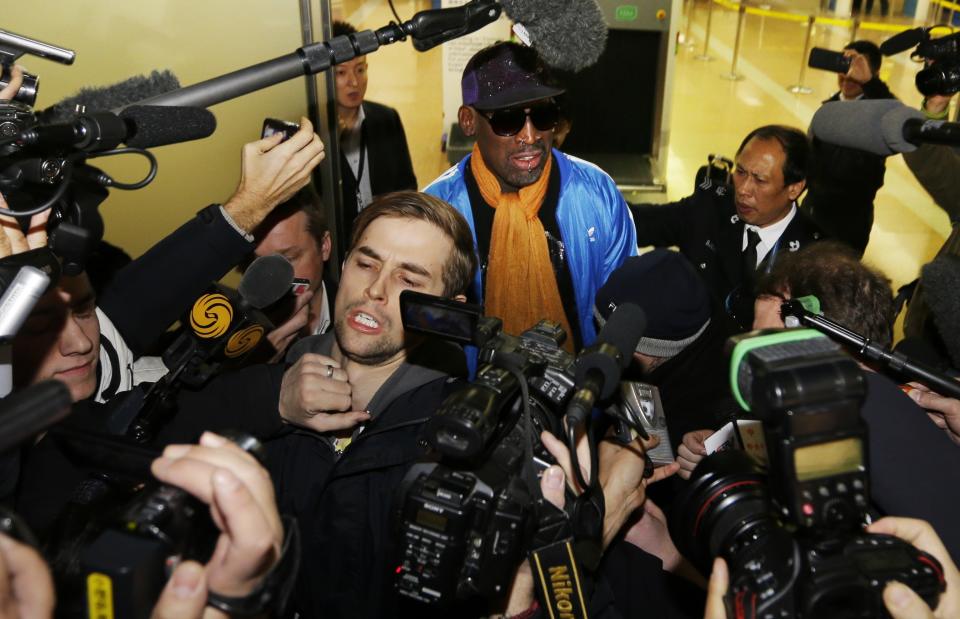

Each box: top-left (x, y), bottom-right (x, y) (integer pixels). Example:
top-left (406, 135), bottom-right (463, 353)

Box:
top-left (261, 118), bottom-right (300, 141)
top-left (808, 47), bottom-right (852, 74)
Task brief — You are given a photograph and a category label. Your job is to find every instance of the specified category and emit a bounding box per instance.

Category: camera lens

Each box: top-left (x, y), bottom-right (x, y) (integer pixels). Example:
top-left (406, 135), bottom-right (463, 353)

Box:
top-left (916, 62), bottom-right (960, 96)
top-left (670, 450), bottom-right (773, 570)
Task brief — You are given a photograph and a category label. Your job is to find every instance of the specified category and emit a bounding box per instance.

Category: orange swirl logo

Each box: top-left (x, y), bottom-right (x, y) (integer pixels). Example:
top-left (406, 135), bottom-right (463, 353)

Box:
top-left (224, 324), bottom-right (264, 358)
top-left (190, 294), bottom-right (233, 339)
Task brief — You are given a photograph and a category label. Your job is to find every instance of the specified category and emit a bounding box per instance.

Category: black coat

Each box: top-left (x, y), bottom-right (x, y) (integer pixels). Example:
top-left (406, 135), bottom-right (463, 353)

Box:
top-left (340, 100), bottom-right (417, 230)
top-left (630, 182), bottom-right (823, 327)
top-left (97, 204), bottom-right (254, 356)
top-left (801, 77), bottom-right (895, 255)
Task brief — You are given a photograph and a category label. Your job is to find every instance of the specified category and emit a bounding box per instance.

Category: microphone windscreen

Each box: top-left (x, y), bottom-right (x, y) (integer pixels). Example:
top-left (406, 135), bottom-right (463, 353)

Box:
top-left (0, 380), bottom-right (72, 452)
top-left (500, 0), bottom-right (607, 72)
top-left (119, 105), bottom-right (216, 148)
top-left (597, 302), bottom-right (646, 369)
top-left (920, 254), bottom-right (960, 369)
top-left (239, 254), bottom-right (295, 309)
top-left (880, 102), bottom-right (924, 154)
top-left (38, 70), bottom-right (180, 122)
top-left (810, 99), bottom-right (921, 156)
top-left (880, 27), bottom-right (925, 56)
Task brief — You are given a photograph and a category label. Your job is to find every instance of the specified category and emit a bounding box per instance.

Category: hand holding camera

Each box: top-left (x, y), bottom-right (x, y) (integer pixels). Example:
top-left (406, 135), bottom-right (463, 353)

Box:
top-left (145, 432), bottom-right (285, 619)
top-left (704, 516), bottom-right (960, 619)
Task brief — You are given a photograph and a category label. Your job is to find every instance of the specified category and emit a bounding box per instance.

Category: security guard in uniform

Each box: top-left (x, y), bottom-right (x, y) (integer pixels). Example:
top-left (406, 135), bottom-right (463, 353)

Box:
top-left (629, 125), bottom-right (823, 330)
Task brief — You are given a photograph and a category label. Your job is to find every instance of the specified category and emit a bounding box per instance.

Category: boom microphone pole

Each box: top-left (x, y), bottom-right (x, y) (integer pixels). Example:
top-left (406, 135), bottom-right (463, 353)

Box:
top-left (132, 0), bottom-right (502, 110)
top-left (781, 298), bottom-right (960, 400)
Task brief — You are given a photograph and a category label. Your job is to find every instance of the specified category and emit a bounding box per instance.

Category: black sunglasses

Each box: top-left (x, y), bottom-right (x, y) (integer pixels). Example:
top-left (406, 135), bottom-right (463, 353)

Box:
top-left (479, 103), bottom-right (560, 137)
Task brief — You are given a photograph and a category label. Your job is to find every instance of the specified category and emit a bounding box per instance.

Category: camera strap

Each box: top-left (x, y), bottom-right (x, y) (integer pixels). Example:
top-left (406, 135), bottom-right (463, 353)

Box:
top-left (529, 538), bottom-right (591, 619)
top-left (205, 515), bottom-right (301, 617)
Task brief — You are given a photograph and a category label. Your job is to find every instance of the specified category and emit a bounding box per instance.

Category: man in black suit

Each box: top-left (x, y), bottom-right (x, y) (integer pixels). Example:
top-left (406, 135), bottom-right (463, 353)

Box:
top-left (333, 20), bottom-right (417, 233)
top-left (630, 125), bottom-right (823, 330)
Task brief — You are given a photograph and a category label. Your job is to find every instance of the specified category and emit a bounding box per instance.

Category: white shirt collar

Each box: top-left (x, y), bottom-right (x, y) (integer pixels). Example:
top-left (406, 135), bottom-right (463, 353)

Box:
top-left (743, 204), bottom-right (797, 267)
top-left (312, 279), bottom-right (331, 336)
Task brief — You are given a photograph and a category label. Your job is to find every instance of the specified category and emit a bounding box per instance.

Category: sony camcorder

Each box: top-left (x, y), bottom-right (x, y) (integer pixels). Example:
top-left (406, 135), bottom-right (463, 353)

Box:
top-left (671, 330), bottom-right (946, 618)
top-left (394, 291), bottom-right (571, 605)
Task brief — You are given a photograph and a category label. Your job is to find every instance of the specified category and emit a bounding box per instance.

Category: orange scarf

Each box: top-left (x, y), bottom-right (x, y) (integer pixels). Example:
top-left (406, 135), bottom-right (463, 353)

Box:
top-left (470, 144), bottom-right (574, 350)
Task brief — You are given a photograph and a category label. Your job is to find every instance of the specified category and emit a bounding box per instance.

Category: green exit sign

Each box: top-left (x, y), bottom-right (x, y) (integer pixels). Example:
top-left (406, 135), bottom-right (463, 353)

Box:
top-left (615, 5), bottom-right (639, 21)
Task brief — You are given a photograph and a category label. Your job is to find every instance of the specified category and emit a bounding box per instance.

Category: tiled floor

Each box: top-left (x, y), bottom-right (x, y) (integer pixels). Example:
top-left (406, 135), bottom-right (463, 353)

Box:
top-left (338, 0), bottom-right (953, 298)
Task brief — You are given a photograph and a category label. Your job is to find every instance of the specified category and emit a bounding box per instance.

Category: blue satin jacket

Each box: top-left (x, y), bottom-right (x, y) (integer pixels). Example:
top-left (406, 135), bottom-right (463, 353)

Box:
top-left (424, 149), bottom-right (638, 346)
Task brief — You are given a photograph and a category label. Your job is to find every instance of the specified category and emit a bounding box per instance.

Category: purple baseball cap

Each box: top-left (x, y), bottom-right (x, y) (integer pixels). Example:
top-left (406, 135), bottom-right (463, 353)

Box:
top-left (461, 42), bottom-right (565, 111)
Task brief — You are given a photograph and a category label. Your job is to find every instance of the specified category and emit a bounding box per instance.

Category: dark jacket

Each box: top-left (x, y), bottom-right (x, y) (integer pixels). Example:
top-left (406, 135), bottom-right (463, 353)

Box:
top-left (340, 100), bottom-right (417, 230)
top-left (270, 334), bottom-right (463, 619)
top-left (801, 77), bottom-right (895, 255)
top-left (97, 204), bottom-right (253, 356)
top-left (861, 371), bottom-right (960, 563)
top-left (630, 182), bottom-right (823, 327)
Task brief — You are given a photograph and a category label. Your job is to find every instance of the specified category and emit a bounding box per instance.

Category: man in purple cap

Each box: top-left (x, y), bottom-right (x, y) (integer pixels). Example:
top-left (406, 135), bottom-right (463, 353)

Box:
top-left (425, 41), bottom-right (637, 351)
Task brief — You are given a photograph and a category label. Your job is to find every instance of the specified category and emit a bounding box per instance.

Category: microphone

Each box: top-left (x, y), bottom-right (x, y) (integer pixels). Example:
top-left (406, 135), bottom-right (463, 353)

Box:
top-left (408, 0), bottom-right (503, 51)
top-left (239, 253), bottom-right (299, 309)
top-left (0, 266), bottom-right (50, 342)
top-left (38, 70), bottom-right (181, 122)
top-left (0, 380), bottom-right (72, 452)
top-left (500, 0), bottom-right (608, 72)
top-left (16, 105), bottom-right (216, 153)
top-left (566, 303), bottom-right (646, 426)
top-left (162, 254), bottom-right (293, 383)
top-left (880, 27), bottom-right (925, 56)
top-left (809, 99), bottom-right (924, 156)
top-left (127, 255), bottom-right (294, 442)
top-left (780, 298), bottom-right (960, 400)
top-left (117, 105), bottom-right (216, 149)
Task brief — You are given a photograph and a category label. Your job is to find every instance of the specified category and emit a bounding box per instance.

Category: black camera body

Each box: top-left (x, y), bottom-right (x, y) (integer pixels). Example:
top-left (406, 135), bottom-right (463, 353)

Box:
top-left (672, 330), bottom-right (946, 618)
top-left (66, 432), bottom-right (267, 619)
top-left (808, 47), bottom-right (852, 74)
top-left (395, 292), bottom-right (574, 605)
top-left (81, 483), bottom-right (218, 619)
top-left (396, 462), bottom-right (535, 604)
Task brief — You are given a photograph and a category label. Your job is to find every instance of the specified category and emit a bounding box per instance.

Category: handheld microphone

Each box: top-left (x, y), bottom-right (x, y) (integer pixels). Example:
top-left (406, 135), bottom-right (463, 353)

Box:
top-left (566, 303), bottom-right (646, 426)
top-left (500, 0), bottom-right (608, 72)
top-left (809, 99), bottom-right (924, 156)
top-left (0, 266), bottom-right (50, 342)
top-left (127, 255), bottom-right (294, 443)
top-left (880, 27), bottom-right (926, 56)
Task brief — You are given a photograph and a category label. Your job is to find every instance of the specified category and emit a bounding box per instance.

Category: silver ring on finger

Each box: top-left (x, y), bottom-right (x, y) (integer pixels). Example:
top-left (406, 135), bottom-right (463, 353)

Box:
top-left (325, 365), bottom-right (334, 378)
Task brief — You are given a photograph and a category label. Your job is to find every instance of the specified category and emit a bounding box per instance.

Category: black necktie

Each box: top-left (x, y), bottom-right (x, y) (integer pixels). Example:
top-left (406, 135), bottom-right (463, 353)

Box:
top-left (742, 228), bottom-right (761, 281)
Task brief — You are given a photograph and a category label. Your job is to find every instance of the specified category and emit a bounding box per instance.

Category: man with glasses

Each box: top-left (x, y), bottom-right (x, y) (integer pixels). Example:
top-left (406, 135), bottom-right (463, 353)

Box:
top-left (425, 42), bottom-right (637, 351)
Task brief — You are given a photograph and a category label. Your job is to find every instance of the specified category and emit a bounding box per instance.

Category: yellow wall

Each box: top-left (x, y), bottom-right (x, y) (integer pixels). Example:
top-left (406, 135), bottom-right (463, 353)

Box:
top-left (4, 2), bottom-right (311, 259)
